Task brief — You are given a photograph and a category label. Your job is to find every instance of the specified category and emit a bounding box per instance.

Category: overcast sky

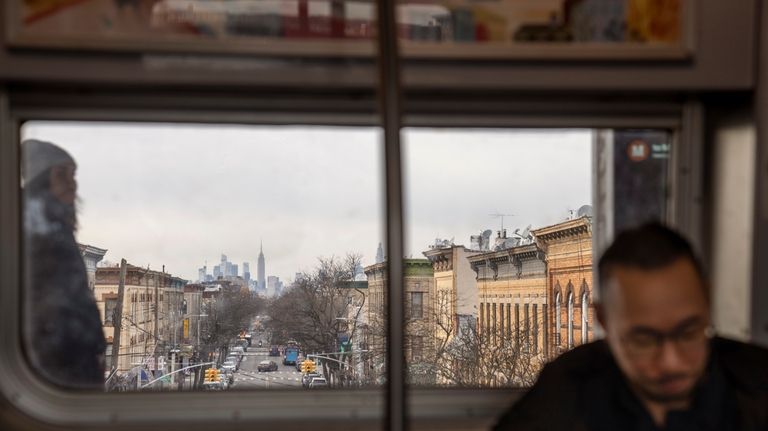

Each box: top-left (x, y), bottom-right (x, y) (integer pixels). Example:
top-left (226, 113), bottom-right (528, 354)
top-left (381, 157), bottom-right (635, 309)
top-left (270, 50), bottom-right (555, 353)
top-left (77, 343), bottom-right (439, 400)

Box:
top-left (22, 122), bottom-right (592, 282)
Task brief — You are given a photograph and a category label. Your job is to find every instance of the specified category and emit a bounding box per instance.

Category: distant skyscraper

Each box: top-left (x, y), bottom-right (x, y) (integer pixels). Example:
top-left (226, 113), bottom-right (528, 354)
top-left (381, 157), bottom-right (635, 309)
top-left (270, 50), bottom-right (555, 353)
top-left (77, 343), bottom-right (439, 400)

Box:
top-left (267, 275), bottom-right (280, 297)
top-left (232, 264), bottom-right (238, 277)
top-left (257, 242), bottom-right (266, 291)
top-left (243, 262), bottom-right (251, 284)
top-left (198, 265), bottom-right (207, 282)
top-left (376, 242), bottom-right (385, 264)
top-left (213, 265), bottom-right (221, 279)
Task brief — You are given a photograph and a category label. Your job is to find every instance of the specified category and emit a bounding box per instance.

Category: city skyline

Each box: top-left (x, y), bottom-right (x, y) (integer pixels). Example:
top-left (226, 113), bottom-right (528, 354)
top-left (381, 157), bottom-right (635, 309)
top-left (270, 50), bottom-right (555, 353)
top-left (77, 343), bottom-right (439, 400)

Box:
top-left (22, 122), bottom-right (592, 283)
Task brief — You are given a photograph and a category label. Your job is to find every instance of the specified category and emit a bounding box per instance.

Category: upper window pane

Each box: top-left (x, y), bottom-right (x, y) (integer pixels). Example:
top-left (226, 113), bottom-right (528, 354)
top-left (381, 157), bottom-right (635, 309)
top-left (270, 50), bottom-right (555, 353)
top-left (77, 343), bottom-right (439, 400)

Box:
top-left (20, 122), bottom-right (384, 392)
top-left (10, 0), bottom-right (686, 59)
top-left (11, 0), bottom-right (377, 55)
top-left (394, 0), bottom-right (687, 59)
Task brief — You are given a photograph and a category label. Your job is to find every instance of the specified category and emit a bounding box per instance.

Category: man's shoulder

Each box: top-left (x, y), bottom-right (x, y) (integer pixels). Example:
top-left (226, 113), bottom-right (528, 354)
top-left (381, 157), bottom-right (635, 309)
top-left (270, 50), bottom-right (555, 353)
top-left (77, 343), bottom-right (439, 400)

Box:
top-left (540, 340), bottom-right (615, 383)
top-left (492, 341), bottom-right (615, 430)
top-left (713, 337), bottom-right (768, 391)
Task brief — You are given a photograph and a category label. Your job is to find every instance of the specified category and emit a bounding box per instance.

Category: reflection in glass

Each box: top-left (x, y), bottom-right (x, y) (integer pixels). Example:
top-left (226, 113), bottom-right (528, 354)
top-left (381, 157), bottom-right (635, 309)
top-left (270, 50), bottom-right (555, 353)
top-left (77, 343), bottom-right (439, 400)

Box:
top-left (21, 122), bottom-right (383, 391)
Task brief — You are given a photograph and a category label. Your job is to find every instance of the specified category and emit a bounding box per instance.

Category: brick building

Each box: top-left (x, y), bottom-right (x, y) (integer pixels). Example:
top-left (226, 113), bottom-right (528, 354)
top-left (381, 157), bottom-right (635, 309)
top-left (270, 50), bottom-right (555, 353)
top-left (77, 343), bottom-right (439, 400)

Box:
top-left (94, 264), bottom-right (187, 373)
top-left (364, 259), bottom-right (434, 380)
top-left (532, 216), bottom-right (593, 356)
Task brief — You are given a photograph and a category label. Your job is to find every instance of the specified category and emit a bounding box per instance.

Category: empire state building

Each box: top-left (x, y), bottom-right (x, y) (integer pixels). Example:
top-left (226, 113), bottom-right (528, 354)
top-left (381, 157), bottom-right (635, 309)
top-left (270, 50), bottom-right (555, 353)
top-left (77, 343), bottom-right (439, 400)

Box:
top-left (257, 242), bottom-right (265, 291)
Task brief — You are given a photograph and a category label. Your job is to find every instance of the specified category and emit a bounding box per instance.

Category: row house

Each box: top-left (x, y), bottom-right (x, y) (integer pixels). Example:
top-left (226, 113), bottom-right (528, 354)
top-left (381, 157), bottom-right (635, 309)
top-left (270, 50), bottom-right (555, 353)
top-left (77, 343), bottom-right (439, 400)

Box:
top-left (94, 264), bottom-right (187, 373)
top-left (468, 243), bottom-right (548, 357)
top-left (422, 245), bottom-right (482, 347)
top-left (364, 259), bottom-right (434, 382)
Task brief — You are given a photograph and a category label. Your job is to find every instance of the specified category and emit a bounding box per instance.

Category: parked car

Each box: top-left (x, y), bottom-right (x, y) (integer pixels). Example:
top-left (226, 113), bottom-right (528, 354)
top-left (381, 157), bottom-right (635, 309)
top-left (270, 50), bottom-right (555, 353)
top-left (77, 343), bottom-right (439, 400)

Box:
top-left (226, 356), bottom-right (239, 371)
top-left (257, 360), bottom-right (278, 372)
top-left (302, 372), bottom-right (322, 388)
top-left (268, 346), bottom-right (279, 356)
top-left (222, 361), bottom-right (236, 373)
top-left (308, 377), bottom-right (327, 389)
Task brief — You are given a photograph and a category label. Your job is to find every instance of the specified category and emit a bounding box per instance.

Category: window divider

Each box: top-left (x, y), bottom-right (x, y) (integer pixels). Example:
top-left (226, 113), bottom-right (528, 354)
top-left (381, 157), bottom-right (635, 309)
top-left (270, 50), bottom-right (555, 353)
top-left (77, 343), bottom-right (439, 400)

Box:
top-left (376, 0), bottom-right (406, 429)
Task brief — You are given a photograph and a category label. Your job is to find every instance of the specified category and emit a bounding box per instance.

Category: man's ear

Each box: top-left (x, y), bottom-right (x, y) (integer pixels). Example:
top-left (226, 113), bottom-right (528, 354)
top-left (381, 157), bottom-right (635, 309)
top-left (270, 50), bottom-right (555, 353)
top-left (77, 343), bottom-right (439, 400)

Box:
top-left (595, 303), bottom-right (607, 332)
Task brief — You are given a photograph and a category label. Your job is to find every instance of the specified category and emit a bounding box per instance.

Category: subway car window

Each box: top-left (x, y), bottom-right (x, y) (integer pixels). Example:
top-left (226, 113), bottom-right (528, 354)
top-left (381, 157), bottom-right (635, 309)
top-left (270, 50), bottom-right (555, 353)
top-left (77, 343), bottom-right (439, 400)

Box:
top-left (20, 121), bottom-right (384, 392)
top-left (3, 0), bottom-right (766, 430)
top-left (402, 128), bottom-right (672, 388)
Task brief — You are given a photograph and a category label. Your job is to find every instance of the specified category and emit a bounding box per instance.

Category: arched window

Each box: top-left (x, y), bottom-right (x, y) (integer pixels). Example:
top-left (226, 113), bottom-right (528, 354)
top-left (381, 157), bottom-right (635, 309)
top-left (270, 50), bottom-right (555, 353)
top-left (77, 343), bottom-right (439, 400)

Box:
top-left (554, 292), bottom-right (561, 346)
top-left (568, 292), bottom-right (573, 349)
top-left (581, 290), bottom-right (589, 344)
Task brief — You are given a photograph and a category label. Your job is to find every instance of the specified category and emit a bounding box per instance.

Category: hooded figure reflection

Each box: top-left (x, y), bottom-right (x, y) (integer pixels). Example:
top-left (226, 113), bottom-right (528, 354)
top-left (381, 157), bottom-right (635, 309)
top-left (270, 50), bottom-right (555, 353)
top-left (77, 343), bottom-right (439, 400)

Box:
top-left (23, 139), bottom-right (106, 389)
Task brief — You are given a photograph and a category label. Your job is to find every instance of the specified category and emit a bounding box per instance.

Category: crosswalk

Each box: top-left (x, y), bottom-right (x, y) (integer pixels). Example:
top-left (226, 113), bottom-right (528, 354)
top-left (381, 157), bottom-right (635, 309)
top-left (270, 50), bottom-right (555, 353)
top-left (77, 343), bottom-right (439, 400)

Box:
top-left (241, 370), bottom-right (300, 382)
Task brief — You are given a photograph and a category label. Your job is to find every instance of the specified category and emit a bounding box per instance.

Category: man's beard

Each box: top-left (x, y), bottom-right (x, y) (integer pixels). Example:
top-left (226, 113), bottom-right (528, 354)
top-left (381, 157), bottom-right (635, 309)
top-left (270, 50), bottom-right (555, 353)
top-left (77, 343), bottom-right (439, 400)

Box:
top-left (634, 374), bottom-right (695, 404)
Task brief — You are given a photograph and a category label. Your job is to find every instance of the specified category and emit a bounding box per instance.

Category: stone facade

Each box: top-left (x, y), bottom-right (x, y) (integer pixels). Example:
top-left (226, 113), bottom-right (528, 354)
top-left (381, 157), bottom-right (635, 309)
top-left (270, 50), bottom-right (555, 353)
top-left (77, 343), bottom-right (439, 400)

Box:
top-left (468, 244), bottom-right (548, 357)
top-left (422, 246), bottom-right (482, 346)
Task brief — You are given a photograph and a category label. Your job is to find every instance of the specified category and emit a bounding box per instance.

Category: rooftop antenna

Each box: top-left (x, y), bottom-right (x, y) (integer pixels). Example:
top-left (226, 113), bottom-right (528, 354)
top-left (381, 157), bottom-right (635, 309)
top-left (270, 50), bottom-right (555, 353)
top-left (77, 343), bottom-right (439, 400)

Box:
top-left (489, 212), bottom-right (515, 233)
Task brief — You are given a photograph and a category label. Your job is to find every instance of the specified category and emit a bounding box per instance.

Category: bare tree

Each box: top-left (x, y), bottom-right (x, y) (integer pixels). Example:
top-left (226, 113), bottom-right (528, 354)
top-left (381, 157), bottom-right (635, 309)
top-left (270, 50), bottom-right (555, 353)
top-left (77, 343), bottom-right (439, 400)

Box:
top-left (365, 287), bottom-right (546, 388)
top-left (201, 288), bottom-right (264, 366)
top-left (264, 254), bottom-right (363, 387)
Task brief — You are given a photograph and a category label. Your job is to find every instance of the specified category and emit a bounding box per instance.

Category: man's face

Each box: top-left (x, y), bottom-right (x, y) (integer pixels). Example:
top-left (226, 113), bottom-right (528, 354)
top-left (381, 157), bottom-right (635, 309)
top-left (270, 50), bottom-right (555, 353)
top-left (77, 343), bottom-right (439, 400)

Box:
top-left (598, 257), bottom-right (710, 404)
top-left (49, 163), bottom-right (77, 205)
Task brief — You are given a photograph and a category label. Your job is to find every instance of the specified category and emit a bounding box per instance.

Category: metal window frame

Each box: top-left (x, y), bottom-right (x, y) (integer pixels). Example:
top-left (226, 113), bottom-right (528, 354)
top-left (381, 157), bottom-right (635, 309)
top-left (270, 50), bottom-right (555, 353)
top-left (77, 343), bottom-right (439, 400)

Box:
top-left (0, 92), bottom-right (694, 431)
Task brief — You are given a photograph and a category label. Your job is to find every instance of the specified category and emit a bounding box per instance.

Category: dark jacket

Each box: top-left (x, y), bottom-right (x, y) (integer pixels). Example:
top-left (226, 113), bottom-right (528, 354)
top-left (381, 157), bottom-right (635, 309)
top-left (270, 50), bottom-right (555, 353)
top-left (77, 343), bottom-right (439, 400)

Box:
top-left (25, 195), bottom-right (106, 389)
top-left (493, 337), bottom-right (768, 431)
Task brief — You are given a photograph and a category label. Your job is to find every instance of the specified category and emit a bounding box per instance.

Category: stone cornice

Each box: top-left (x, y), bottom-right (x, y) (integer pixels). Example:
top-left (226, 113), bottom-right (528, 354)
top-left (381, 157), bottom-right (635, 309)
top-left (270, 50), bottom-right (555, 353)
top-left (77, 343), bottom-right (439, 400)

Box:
top-left (531, 216), bottom-right (592, 242)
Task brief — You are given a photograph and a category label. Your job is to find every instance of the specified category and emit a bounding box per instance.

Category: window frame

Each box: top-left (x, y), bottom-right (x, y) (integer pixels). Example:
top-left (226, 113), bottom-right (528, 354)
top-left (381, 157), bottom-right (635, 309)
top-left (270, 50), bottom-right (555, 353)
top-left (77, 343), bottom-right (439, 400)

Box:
top-left (0, 85), bottom-right (701, 430)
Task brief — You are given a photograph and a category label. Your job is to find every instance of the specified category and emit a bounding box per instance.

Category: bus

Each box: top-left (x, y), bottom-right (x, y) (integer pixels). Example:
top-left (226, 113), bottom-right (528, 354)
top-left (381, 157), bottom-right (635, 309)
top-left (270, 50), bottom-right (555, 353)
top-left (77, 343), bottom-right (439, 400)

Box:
top-left (283, 341), bottom-right (300, 366)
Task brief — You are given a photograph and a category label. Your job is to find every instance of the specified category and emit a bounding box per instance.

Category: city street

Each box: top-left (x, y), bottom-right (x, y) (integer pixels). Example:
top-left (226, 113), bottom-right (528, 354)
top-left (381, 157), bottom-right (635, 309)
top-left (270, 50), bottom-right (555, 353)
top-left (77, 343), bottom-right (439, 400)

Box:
top-left (230, 347), bottom-right (302, 389)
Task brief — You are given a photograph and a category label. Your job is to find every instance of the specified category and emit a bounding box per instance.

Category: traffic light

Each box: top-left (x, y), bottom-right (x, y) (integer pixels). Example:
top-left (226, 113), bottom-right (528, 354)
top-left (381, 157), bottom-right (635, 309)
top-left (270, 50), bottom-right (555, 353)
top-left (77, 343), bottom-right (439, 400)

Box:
top-left (301, 360), bottom-right (316, 374)
top-left (204, 368), bottom-right (220, 383)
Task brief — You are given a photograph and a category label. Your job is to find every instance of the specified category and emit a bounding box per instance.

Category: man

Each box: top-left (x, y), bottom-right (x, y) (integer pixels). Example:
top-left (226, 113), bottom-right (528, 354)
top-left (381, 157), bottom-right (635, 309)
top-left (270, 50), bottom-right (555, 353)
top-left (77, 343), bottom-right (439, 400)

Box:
top-left (23, 139), bottom-right (106, 389)
top-left (493, 222), bottom-right (768, 430)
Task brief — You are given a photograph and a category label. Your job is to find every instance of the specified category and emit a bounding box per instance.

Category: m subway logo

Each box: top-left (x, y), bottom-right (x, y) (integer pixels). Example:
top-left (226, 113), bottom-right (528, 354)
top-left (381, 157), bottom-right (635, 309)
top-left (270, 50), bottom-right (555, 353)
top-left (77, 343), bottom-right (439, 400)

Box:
top-left (626, 139), bottom-right (650, 162)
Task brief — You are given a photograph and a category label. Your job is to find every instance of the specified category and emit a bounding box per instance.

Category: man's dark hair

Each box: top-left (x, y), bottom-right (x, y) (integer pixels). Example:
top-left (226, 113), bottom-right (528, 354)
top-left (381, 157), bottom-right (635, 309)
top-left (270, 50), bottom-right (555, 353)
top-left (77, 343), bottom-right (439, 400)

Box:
top-left (598, 222), bottom-right (706, 300)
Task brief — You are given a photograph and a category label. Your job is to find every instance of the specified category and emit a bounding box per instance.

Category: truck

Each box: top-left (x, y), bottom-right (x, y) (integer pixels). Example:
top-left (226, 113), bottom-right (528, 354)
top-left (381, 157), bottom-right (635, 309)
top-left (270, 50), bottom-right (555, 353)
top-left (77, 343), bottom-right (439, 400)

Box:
top-left (283, 345), bottom-right (299, 366)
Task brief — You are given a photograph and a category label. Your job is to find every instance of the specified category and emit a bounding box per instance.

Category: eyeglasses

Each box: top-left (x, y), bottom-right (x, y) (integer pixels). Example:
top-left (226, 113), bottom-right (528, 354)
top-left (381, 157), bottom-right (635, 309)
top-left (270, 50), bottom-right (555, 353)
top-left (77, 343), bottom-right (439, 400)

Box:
top-left (620, 324), bottom-right (715, 359)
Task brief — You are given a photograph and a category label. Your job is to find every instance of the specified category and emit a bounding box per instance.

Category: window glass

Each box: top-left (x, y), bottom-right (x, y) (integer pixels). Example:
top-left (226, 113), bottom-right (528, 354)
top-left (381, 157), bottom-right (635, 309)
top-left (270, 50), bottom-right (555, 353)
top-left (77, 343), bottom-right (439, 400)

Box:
top-left (404, 128), bottom-right (594, 388)
top-left (20, 121), bottom-right (384, 392)
top-left (13, 0), bottom-right (377, 54)
top-left (395, 0), bottom-right (685, 57)
top-left (401, 127), bottom-right (673, 388)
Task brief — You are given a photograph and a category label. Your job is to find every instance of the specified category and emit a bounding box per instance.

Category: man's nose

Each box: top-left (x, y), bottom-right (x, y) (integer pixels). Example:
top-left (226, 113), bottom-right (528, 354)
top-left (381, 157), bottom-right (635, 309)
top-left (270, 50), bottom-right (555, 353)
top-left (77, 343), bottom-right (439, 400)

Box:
top-left (656, 339), bottom-right (686, 371)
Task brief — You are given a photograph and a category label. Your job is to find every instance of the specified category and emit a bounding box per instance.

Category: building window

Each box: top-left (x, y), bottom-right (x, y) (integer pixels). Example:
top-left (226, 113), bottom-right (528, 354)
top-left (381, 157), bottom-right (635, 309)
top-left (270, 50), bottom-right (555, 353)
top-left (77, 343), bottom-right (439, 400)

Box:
top-left (410, 292), bottom-right (424, 319)
top-left (567, 291), bottom-right (574, 349)
top-left (104, 298), bottom-right (117, 326)
top-left (479, 301), bottom-right (484, 334)
top-left (524, 303), bottom-right (530, 352)
top-left (555, 292), bottom-right (562, 346)
top-left (492, 303), bottom-right (497, 344)
top-left (411, 336), bottom-right (423, 362)
top-left (105, 343), bottom-right (113, 371)
top-left (515, 303), bottom-right (520, 345)
top-left (505, 303), bottom-right (511, 338)
top-left (499, 303), bottom-right (504, 339)
top-left (532, 304), bottom-right (539, 353)
top-left (581, 290), bottom-right (589, 344)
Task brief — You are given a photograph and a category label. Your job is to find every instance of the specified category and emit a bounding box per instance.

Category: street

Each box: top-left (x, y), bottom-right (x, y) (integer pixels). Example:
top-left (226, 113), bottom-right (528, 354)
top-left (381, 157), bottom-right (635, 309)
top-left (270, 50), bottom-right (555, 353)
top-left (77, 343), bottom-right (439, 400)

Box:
top-left (230, 347), bottom-right (303, 389)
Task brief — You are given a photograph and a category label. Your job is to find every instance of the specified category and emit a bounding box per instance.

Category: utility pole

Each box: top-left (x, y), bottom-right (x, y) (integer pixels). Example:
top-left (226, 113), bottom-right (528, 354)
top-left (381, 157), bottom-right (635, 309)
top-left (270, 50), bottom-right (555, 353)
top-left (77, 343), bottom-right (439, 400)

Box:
top-left (153, 267), bottom-right (160, 388)
top-left (111, 259), bottom-right (127, 380)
